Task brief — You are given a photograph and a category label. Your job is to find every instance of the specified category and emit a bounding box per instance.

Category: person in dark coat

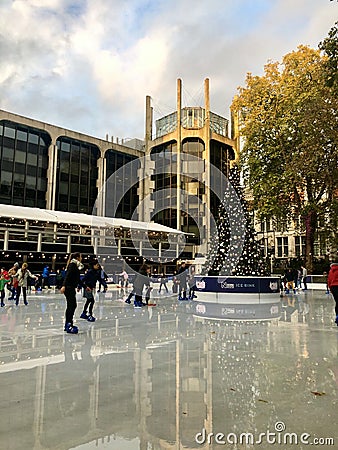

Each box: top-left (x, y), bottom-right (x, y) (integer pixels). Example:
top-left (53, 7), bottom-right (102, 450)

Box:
top-left (97, 266), bottom-right (108, 293)
top-left (80, 260), bottom-right (100, 322)
top-left (177, 261), bottom-right (188, 300)
top-left (61, 252), bottom-right (83, 334)
top-left (284, 268), bottom-right (296, 294)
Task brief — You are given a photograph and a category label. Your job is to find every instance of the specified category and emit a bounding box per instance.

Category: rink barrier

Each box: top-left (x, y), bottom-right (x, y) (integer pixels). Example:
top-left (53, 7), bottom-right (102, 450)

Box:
top-left (191, 276), bottom-right (281, 321)
top-left (193, 276), bottom-right (281, 304)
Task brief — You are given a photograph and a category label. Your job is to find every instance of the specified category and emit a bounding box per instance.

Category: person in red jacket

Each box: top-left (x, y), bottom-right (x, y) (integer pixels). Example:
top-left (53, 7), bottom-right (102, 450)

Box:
top-left (327, 262), bottom-right (338, 326)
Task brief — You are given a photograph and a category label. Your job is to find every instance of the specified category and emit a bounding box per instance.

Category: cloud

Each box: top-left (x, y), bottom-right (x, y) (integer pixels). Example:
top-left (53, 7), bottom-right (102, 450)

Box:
top-left (0, 0), bottom-right (336, 140)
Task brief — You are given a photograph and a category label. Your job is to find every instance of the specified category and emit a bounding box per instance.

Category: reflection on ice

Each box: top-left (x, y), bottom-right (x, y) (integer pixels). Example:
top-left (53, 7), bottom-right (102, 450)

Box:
top-left (0, 289), bottom-right (336, 449)
top-left (190, 298), bottom-right (280, 321)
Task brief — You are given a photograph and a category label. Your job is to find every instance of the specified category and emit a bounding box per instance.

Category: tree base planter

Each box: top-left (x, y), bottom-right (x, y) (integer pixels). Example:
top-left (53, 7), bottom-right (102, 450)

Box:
top-left (192, 276), bottom-right (281, 321)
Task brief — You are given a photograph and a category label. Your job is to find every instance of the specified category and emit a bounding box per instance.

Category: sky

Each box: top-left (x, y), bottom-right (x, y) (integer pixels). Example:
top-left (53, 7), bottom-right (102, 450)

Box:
top-left (0, 0), bottom-right (336, 141)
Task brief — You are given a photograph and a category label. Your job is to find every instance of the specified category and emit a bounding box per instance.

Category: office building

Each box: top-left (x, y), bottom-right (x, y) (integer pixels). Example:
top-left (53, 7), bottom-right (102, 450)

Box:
top-left (0, 109), bottom-right (183, 271)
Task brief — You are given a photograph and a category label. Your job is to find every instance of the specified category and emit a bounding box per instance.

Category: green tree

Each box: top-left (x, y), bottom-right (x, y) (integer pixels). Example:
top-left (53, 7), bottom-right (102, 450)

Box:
top-left (319, 21), bottom-right (338, 94)
top-left (232, 45), bottom-right (338, 273)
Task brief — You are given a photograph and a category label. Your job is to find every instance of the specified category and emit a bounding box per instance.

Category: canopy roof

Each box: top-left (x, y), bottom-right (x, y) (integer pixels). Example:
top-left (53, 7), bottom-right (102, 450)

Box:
top-left (0, 204), bottom-right (184, 235)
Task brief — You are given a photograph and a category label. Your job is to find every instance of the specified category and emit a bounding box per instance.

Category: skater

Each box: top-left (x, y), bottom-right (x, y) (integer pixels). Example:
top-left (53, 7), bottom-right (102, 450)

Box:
top-left (8, 262), bottom-right (19, 301)
top-left (16, 263), bottom-right (37, 306)
top-left (327, 262), bottom-right (338, 326)
top-left (177, 261), bottom-right (188, 300)
top-left (118, 269), bottom-right (129, 289)
top-left (284, 268), bottom-right (295, 294)
top-left (188, 267), bottom-right (197, 299)
top-left (80, 260), bottom-right (100, 322)
top-left (172, 271), bottom-right (179, 294)
top-left (42, 264), bottom-right (51, 289)
top-left (0, 268), bottom-right (11, 307)
top-left (55, 269), bottom-right (64, 289)
top-left (61, 252), bottom-right (84, 334)
top-left (301, 265), bottom-right (308, 290)
top-left (131, 264), bottom-right (151, 307)
top-left (158, 272), bottom-right (168, 293)
top-left (97, 266), bottom-right (108, 292)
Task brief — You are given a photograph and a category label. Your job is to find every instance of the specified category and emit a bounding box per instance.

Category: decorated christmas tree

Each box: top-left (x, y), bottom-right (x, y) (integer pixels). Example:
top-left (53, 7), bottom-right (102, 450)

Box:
top-left (203, 165), bottom-right (268, 276)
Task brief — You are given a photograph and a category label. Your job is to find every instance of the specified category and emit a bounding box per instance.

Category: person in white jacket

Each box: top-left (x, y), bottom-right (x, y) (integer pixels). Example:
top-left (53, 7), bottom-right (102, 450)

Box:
top-left (16, 263), bottom-right (37, 306)
top-left (301, 265), bottom-right (308, 290)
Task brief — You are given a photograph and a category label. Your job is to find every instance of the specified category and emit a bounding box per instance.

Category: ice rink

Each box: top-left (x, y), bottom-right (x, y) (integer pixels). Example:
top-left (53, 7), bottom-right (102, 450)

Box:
top-left (0, 286), bottom-right (336, 449)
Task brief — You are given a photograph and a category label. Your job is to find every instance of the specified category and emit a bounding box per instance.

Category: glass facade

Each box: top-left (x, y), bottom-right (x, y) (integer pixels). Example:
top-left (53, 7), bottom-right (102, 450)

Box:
top-left (56, 137), bottom-right (99, 214)
top-left (155, 112), bottom-right (177, 138)
top-left (105, 150), bottom-right (140, 219)
top-left (156, 108), bottom-right (229, 138)
top-left (181, 138), bottom-right (205, 241)
top-left (151, 142), bottom-right (178, 229)
top-left (210, 140), bottom-right (233, 219)
top-left (151, 139), bottom-right (206, 243)
top-left (0, 120), bottom-right (50, 208)
top-left (209, 111), bottom-right (229, 137)
top-left (181, 107), bottom-right (205, 129)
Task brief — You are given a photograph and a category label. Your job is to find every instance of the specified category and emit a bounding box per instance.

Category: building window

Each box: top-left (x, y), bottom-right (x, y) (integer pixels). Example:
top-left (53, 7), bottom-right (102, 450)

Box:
top-left (56, 137), bottom-right (99, 214)
top-left (314, 234), bottom-right (328, 257)
top-left (105, 150), bottom-right (140, 219)
top-left (277, 236), bottom-right (288, 257)
top-left (295, 236), bottom-right (305, 257)
top-left (0, 120), bottom-right (50, 208)
top-left (276, 218), bottom-right (288, 233)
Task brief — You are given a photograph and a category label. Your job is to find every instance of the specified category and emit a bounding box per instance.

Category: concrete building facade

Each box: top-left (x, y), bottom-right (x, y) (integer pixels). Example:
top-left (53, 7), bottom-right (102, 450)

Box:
top-left (139, 78), bottom-right (238, 258)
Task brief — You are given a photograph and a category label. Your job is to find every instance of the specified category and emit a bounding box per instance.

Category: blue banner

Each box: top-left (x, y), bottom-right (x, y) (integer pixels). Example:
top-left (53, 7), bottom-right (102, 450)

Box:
top-left (194, 276), bottom-right (280, 294)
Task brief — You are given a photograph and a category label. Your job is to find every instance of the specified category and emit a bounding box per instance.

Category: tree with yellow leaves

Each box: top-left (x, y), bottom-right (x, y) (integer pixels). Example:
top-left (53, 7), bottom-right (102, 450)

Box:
top-left (232, 45), bottom-right (338, 273)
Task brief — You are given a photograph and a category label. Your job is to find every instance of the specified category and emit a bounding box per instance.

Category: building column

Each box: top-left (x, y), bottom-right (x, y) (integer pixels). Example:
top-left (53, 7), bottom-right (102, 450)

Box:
top-left (176, 78), bottom-right (182, 231)
top-left (4, 230), bottom-right (9, 251)
top-left (37, 233), bottom-right (42, 253)
top-left (201, 78), bottom-right (211, 256)
top-left (67, 235), bottom-right (71, 254)
top-left (95, 152), bottom-right (106, 216)
top-left (46, 140), bottom-right (58, 210)
top-left (138, 95), bottom-right (155, 222)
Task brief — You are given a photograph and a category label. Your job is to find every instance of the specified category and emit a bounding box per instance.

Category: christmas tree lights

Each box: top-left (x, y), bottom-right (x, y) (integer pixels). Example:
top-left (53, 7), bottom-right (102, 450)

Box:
top-left (203, 165), bottom-right (268, 276)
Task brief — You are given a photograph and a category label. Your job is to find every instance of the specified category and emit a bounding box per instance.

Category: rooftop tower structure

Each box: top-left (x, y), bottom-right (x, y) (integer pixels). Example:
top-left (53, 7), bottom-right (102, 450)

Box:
top-left (139, 78), bottom-right (239, 258)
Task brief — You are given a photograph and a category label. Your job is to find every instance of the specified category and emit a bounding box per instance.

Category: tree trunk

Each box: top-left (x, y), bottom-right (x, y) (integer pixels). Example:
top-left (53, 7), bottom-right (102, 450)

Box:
top-left (304, 210), bottom-right (317, 274)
